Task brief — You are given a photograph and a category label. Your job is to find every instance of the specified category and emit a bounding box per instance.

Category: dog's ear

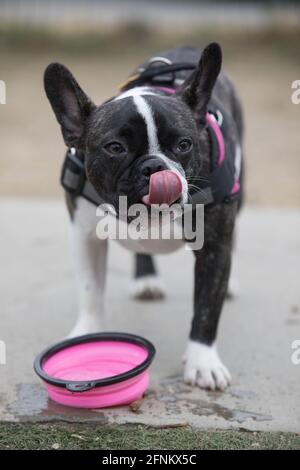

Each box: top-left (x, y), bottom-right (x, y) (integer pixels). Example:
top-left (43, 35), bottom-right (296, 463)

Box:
top-left (44, 63), bottom-right (95, 148)
top-left (179, 43), bottom-right (222, 126)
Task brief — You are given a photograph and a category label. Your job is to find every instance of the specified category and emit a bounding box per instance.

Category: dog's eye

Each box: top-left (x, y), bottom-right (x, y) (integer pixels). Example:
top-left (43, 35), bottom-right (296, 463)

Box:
top-left (177, 139), bottom-right (192, 153)
top-left (105, 142), bottom-right (125, 155)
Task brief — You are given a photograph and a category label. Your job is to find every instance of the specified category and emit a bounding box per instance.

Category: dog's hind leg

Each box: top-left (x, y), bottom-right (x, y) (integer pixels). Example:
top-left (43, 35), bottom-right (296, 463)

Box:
top-left (129, 254), bottom-right (166, 301)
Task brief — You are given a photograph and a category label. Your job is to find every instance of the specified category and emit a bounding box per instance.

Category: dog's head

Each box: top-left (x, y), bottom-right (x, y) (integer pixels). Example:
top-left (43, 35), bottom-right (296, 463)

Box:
top-left (44, 43), bottom-right (222, 213)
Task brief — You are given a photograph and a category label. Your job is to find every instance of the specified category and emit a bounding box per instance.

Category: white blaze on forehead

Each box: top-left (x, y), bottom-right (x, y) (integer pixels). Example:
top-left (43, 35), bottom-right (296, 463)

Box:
top-left (116, 90), bottom-right (189, 203)
top-left (133, 94), bottom-right (188, 203)
top-left (114, 88), bottom-right (161, 154)
top-left (114, 86), bottom-right (156, 101)
top-left (133, 95), bottom-right (160, 154)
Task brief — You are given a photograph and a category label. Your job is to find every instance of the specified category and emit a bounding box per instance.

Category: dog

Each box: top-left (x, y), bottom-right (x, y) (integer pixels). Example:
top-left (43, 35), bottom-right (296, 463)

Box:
top-left (44, 43), bottom-right (244, 391)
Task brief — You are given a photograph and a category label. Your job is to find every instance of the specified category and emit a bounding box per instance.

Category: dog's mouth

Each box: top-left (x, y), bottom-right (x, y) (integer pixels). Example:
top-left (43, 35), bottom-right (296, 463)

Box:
top-left (111, 169), bottom-right (184, 224)
top-left (141, 170), bottom-right (183, 206)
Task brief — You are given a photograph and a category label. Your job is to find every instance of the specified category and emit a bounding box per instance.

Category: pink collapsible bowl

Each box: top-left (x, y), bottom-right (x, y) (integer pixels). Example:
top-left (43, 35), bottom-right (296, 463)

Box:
top-left (34, 332), bottom-right (156, 408)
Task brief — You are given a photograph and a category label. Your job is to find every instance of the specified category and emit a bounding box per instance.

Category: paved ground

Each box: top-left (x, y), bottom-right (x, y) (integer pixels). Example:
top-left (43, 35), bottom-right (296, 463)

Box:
top-left (0, 199), bottom-right (299, 431)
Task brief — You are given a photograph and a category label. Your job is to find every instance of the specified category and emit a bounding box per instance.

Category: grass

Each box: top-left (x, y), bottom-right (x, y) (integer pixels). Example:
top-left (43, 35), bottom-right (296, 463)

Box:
top-left (0, 423), bottom-right (299, 450)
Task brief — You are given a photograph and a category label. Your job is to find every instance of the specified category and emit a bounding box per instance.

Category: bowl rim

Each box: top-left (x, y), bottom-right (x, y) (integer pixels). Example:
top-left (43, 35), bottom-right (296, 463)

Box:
top-left (33, 332), bottom-right (156, 392)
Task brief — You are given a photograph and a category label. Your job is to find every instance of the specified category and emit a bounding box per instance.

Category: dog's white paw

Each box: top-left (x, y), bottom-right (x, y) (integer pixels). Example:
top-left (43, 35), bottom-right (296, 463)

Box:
top-left (129, 275), bottom-right (166, 301)
top-left (67, 315), bottom-right (104, 339)
top-left (183, 340), bottom-right (231, 391)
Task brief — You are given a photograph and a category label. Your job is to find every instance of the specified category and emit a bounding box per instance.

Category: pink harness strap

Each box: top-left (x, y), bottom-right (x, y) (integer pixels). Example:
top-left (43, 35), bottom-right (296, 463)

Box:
top-left (157, 86), bottom-right (177, 95)
top-left (205, 112), bottom-right (225, 166)
top-left (230, 179), bottom-right (240, 194)
top-left (206, 112), bottom-right (239, 194)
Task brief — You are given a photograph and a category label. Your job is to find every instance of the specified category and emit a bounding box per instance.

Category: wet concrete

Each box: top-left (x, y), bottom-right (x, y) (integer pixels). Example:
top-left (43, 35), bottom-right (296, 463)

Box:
top-left (6, 380), bottom-right (273, 428)
top-left (0, 199), bottom-right (300, 431)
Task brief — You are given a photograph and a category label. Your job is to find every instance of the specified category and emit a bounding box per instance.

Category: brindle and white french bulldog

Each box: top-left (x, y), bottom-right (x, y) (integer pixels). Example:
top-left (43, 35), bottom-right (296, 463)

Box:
top-left (44, 43), bottom-right (244, 391)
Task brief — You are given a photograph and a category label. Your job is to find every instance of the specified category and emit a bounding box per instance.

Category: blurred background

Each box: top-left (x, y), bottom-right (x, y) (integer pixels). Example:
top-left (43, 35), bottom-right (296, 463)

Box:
top-left (0, 0), bottom-right (299, 205)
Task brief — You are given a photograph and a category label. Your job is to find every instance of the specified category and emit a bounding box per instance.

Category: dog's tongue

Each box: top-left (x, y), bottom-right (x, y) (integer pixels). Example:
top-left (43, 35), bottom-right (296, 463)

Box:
top-left (142, 170), bottom-right (182, 205)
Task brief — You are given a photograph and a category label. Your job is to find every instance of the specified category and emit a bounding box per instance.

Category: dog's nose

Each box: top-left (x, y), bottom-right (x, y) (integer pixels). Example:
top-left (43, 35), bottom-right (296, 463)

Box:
top-left (140, 158), bottom-right (166, 177)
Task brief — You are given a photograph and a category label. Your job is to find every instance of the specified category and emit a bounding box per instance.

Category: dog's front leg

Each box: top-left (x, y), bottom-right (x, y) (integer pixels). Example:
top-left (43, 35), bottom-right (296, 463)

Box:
top-left (67, 202), bottom-right (108, 338)
top-left (183, 204), bottom-right (237, 391)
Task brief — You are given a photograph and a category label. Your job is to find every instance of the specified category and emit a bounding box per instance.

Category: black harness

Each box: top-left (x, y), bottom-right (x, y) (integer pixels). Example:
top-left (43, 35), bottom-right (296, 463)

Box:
top-left (61, 61), bottom-right (239, 206)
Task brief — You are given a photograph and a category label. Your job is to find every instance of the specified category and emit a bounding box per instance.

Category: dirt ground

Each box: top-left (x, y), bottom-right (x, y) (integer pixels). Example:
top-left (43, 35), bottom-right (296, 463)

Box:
top-left (0, 26), bottom-right (299, 205)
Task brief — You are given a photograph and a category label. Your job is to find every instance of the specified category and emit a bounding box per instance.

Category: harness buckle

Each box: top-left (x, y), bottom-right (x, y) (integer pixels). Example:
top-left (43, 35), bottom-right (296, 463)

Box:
top-left (61, 148), bottom-right (86, 197)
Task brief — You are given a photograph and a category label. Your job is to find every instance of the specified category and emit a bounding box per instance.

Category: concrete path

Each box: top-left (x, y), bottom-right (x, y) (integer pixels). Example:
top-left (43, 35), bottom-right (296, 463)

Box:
top-left (0, 199), bottom-right (299, 431)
